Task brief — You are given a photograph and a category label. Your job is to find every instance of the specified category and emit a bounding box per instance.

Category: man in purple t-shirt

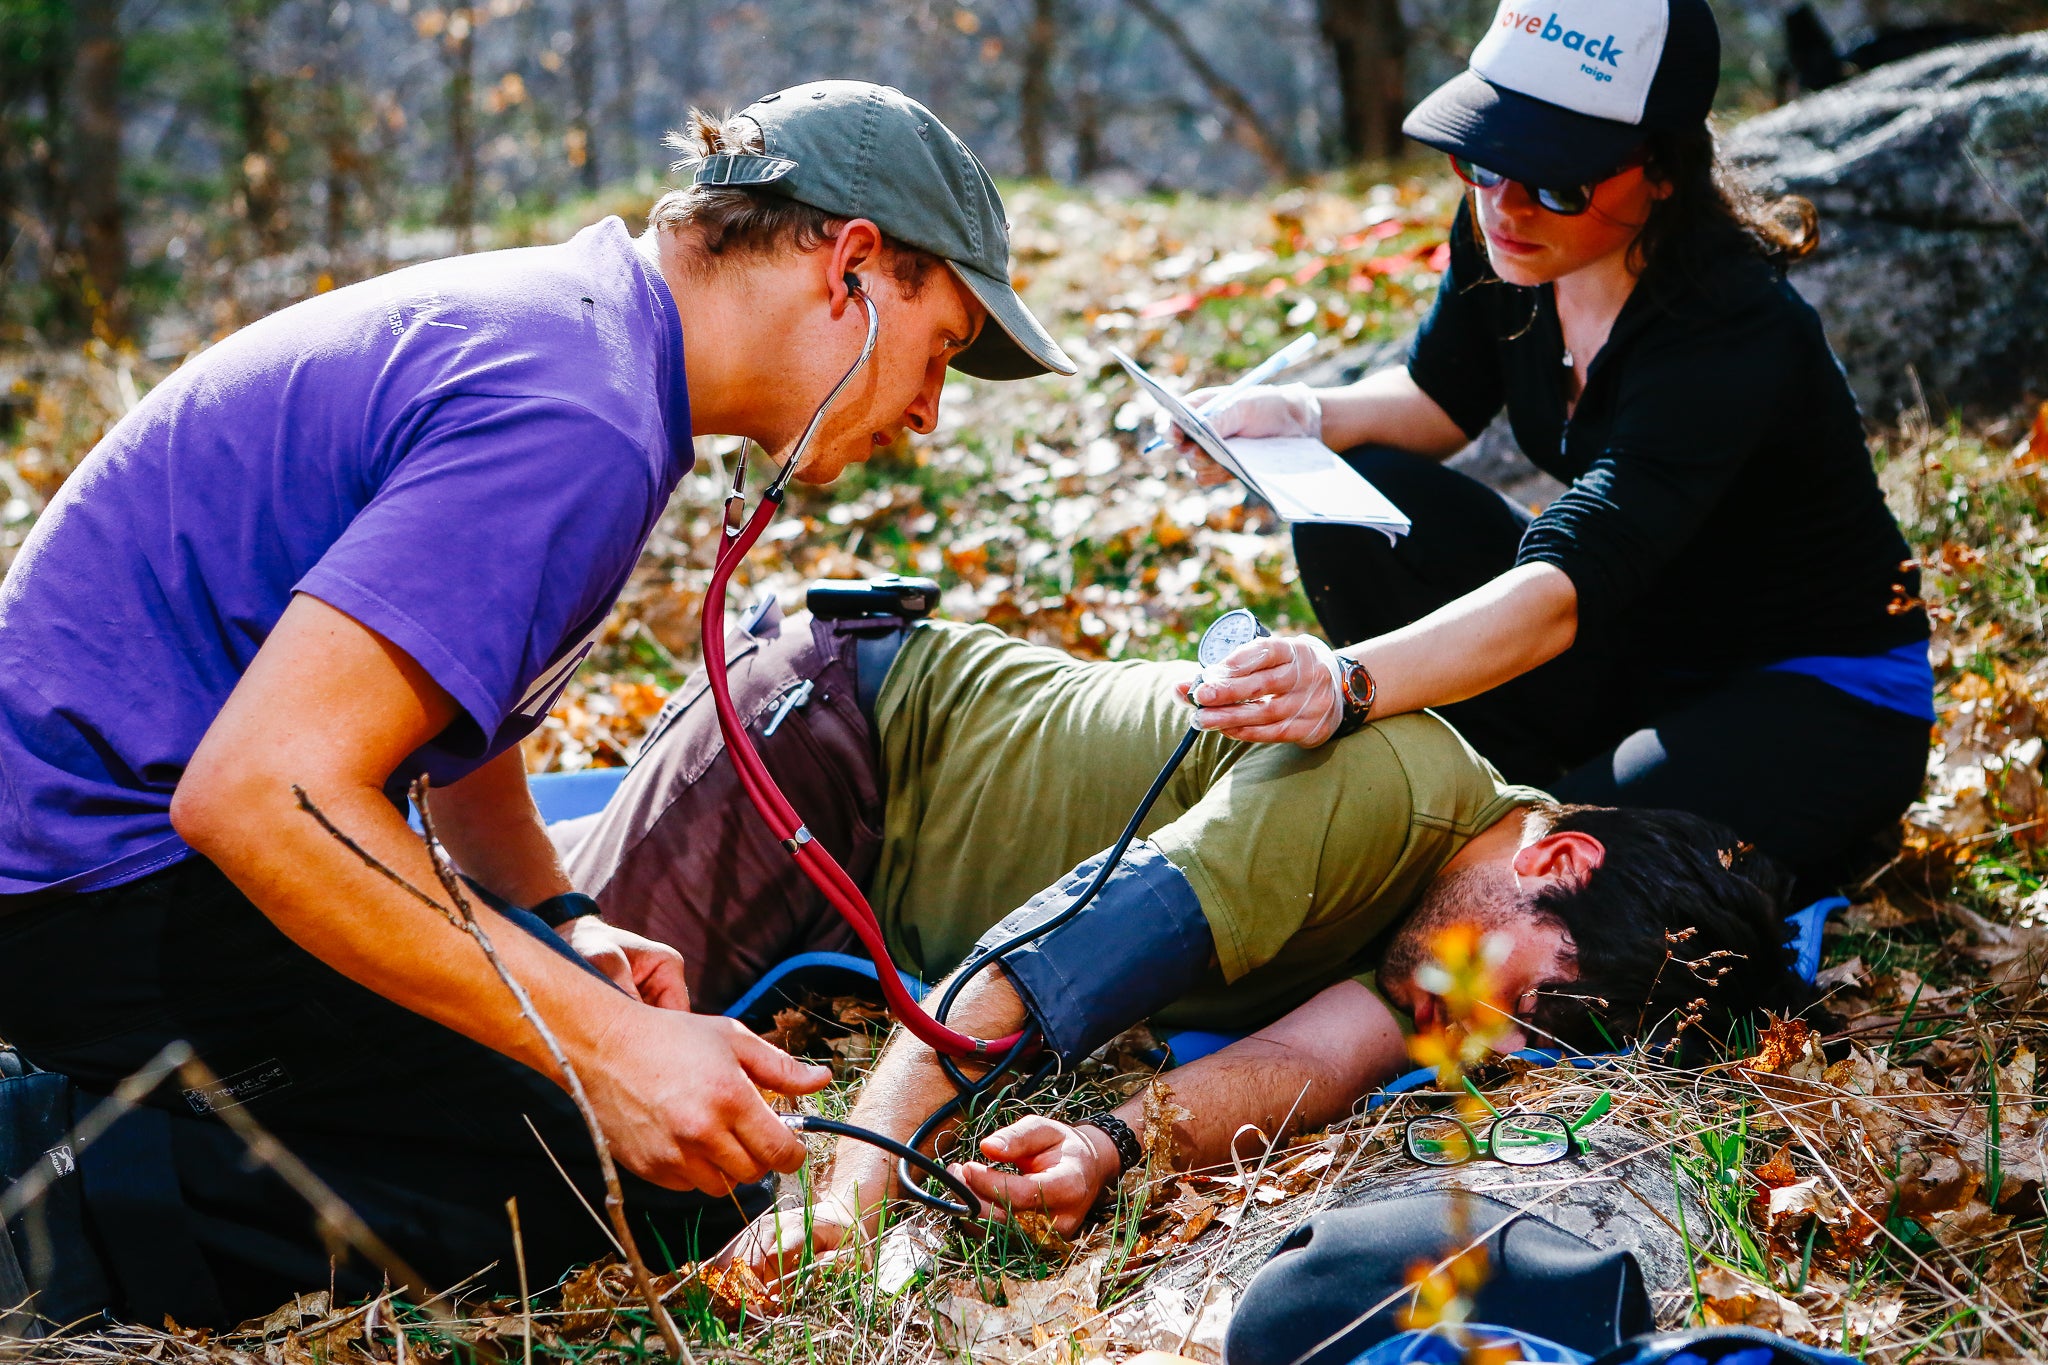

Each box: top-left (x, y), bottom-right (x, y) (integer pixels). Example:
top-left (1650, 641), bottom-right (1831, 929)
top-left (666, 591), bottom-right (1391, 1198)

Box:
top-left (0, 82), bottom-right (1073, 1322)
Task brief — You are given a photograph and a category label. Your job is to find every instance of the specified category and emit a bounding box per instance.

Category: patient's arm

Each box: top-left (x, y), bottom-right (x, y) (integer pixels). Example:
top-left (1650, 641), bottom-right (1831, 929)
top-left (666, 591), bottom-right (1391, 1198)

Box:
top-left (954, 979), bottom-right (1406, 1235)
top-left (724, 953), bottom-right (1032, 1274)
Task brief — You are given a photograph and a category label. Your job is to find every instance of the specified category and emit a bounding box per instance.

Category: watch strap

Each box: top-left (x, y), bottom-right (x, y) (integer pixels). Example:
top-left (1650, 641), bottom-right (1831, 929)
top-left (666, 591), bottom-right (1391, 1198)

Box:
top-left (1080, 1112), bottom-right (1143, 1178)
top-left (532, 891), bottom-right (602, 929)
top-left (1331, 656), bottom-right (1377, 740)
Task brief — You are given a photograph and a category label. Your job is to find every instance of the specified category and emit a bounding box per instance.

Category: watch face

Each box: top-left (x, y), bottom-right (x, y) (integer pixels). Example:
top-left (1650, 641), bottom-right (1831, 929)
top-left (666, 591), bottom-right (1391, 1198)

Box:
top-left (1198, 608), bottom-right (1269, 671)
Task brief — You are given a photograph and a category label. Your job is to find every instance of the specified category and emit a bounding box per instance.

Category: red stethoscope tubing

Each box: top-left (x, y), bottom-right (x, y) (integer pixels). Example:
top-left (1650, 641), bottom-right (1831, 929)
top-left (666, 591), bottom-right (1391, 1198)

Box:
top-left (700, 494), bottom-right (1029, 1061)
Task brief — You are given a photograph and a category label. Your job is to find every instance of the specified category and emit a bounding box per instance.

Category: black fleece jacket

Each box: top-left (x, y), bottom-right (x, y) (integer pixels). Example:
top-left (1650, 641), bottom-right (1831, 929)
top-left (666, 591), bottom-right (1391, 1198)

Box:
top-left (1406, 201), bottom-right (1925, 673)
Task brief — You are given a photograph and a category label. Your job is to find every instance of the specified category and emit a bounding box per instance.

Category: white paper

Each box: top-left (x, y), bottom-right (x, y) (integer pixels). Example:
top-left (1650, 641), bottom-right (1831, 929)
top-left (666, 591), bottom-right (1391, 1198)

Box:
top-left (1109, 347), bottom-right (1409, 536)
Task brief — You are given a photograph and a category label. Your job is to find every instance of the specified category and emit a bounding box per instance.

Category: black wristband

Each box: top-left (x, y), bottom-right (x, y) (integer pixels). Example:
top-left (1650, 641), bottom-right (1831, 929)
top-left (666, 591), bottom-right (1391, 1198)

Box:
top-left (531, 891), bottom-right (601, 929)
top-left (1080, 1112), bottom-right (1143, 1178)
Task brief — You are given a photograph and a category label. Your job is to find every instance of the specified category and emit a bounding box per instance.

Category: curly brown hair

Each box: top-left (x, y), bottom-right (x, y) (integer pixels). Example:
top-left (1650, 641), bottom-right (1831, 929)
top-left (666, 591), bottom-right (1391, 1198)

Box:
top-left (1631, 119), bottom-right (1818, 291)
top-left (646, 108), bottom-right (944, 298)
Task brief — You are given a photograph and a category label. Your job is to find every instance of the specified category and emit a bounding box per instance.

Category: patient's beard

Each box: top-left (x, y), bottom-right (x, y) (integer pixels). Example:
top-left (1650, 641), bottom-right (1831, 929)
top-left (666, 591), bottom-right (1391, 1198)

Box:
top-left (1379, 864), bottom-right (1534, 1009)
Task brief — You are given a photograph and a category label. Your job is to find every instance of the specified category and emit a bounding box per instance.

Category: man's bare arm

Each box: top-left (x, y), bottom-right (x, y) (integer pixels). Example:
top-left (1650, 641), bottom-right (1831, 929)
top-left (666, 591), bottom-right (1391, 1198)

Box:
top-left (953, 980), bottom-right (1408, 1233)
top-left (426, 746), bottom-right (572, 909)
top-left (172, 592), bottom-right (827, 1194)
top-left (731, 975), bottom-right (1409, 1269)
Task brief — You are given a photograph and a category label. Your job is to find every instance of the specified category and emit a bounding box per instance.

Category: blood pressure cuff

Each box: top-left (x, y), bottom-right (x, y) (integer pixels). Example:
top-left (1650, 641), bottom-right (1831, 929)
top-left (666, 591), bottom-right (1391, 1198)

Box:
top-left (975, 841), bottom-right (1213, 1065)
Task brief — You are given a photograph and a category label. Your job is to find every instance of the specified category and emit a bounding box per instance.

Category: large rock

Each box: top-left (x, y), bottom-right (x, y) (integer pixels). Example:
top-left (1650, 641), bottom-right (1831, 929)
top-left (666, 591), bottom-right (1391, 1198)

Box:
top-left (1152, 1105), bottom-right (1714, 1329)
top-left (1724, 34), bottom-right (2048, 417)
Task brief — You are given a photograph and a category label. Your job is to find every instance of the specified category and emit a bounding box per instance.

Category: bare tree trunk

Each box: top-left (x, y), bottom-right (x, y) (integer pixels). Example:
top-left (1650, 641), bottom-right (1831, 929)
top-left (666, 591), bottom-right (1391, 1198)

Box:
top-left (443, 6), bottom-right (476, 252)
top-left (70, 0), bottom-right (127, 341)
top-left (1019, 0), bottom-right (1058, 177)
top-left (603, 0), bottom-right (635, 181)
top-left (1119, 0), bottom-right (1297, 179)
top-left (1073, 73), bottom-right (1104, 177)
top-left (1319, 0), bottom-right (1407, 163)
top-left (317, 39), bottom-right (361, 259)
top-left (231, 1), bottom-right (288, 254)
top-left (569, 0), bottom-right (600, 192)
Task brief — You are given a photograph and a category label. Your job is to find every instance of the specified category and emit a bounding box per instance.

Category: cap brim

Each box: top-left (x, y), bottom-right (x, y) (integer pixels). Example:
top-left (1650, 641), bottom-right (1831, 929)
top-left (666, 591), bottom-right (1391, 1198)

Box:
top-left (946, 262), bottom-right (1077, 380)
top-left (1402, 69), bottom-right (1647, 188)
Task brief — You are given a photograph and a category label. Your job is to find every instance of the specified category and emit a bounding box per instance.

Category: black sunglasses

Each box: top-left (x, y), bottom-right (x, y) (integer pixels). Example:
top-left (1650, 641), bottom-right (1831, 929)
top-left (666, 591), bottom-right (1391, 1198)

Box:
top-left (1449, 153), bottom-right (1645, 217)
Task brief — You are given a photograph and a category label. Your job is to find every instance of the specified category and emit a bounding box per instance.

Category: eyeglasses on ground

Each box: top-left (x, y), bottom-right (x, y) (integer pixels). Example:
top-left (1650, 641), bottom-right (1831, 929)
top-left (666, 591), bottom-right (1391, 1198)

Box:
top-left (1404, 1090), bottom-right (1613, 1167)
top-left (1448, 153), bottom-right (1646, 217)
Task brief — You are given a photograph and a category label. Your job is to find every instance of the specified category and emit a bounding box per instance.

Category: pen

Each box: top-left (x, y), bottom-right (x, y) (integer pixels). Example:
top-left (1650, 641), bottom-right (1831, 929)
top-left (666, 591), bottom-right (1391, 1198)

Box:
top-left (1141, 332), bottom-right (1317, 454)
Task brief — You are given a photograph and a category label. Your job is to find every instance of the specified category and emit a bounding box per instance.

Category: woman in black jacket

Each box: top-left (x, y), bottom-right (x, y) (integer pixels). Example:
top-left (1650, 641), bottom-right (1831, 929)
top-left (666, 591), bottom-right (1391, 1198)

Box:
top-left (1181, 0), bottom-right (1929, 892)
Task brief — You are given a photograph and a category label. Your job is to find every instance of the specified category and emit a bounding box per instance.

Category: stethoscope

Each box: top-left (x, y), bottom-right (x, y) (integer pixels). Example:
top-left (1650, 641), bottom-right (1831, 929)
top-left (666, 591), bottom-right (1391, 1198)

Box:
top-left (699, 279), bottom-right (1266, 1219)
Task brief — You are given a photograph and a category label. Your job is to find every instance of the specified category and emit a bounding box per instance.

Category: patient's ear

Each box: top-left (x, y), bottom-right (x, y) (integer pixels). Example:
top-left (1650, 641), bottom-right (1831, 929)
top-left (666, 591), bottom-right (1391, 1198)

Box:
top-left (1511, 830), bottom-right (1605, 890)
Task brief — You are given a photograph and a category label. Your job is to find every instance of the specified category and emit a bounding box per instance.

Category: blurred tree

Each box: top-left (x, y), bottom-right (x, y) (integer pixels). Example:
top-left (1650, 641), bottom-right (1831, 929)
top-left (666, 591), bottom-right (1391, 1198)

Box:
top-left (311, 4), bottom-right (366, 259)
top-left (604, 0), bottom-right (636, 179)
top-left (229, 0), bottom-right (290, 255)
top-left (1119, 0), bottom-right (1298, 178)
top-left (570, 0), bottom-right (599, 190)
top-left (1319, 0), bottom-right (1407, 163)
top-left (440, 5), bottom-right (478, 251)
top-left (0, 0), bottom-right (77, 337)
top-left (1018, 0), bottom-right (1058, 177)
top-left (71, 0), bottom-right (128, 340)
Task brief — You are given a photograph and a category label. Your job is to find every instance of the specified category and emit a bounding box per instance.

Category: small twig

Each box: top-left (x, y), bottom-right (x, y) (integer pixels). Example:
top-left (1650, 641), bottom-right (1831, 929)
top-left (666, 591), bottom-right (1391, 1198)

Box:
top-left (507, 1198), bottom-right (532, 1365)
top-left (1175, 1079), bottom-right (1312, 1356)
top-left (411, 778), bottom-right (692, 1365)
top-left (295, 782), bottom-right (691, 1363)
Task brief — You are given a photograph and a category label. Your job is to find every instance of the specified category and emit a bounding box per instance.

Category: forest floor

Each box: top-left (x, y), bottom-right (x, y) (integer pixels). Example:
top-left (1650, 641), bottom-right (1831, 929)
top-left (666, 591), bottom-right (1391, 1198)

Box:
top-left (2, 177), bottom-right (2046, 1364)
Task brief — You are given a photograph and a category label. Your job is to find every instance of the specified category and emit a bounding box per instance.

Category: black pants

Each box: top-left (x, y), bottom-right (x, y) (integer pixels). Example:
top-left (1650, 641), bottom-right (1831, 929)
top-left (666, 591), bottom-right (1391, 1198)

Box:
top-left (1292, 446), bottom-right (1930, 892)
top-left (0, 857), bottom-right (765, 1326)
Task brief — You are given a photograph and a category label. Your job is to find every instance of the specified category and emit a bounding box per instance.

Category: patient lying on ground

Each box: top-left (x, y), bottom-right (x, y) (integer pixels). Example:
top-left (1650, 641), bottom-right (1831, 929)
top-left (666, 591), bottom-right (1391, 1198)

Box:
top-left (554, 606), bottom-right (1808, 1264)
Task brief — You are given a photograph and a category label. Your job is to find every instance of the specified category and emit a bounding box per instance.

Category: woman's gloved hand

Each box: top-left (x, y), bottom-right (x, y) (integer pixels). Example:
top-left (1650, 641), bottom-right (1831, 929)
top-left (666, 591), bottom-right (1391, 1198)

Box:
top-left (1164, 382), bottom-right (1324, 486)
top-left (1174, 633), bottom-right (1346, 747)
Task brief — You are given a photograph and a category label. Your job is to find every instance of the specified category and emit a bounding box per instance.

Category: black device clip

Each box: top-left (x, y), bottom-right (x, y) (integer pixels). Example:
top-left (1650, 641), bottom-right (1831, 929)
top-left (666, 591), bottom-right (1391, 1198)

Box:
top-left (805, 574), bottom-right (940, 621)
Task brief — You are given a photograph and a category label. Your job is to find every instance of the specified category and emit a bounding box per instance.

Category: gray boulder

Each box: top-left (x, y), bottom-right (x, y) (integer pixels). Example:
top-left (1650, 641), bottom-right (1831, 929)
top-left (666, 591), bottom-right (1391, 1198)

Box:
top-left (1724, 34), bottom-right (2048, 417)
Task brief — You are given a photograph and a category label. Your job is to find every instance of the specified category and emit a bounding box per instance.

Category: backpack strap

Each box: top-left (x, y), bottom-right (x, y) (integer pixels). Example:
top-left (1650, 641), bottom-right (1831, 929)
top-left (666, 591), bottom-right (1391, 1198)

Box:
top-left (1591, 1325), bottom-right (1861, 1365)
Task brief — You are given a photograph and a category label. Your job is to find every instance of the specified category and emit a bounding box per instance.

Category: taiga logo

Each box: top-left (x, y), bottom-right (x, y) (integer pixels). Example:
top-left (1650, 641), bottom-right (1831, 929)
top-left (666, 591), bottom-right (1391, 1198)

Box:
top-left (1499, 9), bottom-right (1625, 68)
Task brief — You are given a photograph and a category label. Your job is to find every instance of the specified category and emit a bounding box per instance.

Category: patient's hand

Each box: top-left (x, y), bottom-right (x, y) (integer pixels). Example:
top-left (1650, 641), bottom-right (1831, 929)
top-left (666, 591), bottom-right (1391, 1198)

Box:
top-left (950, 1116), bottom-right (1120, 1237)
top-left (721, 1193), bottom-right (860, 1282)
top-left (565, 918), bottom-right (692, 1010)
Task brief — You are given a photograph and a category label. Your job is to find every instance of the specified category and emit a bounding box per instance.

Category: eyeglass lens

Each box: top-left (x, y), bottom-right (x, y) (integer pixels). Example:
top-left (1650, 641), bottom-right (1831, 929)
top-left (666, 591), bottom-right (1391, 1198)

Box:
top-left (1490, 1114), bottom-right (1572, 1165)
top-left (1406, 1115), bottom-right (1478, 1166)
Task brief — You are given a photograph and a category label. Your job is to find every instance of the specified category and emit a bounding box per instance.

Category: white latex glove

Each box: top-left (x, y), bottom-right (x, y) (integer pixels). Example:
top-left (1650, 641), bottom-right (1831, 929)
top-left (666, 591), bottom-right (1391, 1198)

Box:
top-left (1173, 633), bottom-right (1346, 748)
top-left (1165, 383), bottom-right (1324, 486)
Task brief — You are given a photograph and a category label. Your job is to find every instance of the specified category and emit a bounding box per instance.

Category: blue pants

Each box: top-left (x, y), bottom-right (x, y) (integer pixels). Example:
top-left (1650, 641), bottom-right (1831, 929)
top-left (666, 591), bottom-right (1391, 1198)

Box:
top-left (0, 857), bottom-right (765, 1325)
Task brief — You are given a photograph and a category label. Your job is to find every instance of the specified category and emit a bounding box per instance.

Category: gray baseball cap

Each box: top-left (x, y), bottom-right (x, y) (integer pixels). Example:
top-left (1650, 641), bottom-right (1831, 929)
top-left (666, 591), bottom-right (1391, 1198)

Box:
top-left (689, 80), bottom-right (1076, 381)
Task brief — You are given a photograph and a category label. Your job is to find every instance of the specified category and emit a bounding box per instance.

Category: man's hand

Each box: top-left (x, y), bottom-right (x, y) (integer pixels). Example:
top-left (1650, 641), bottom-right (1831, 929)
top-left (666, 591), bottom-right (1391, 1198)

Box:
top-left (582, 1002), bottom-right (831, 1196)
top-left (565, 917), bottom-right (692, 1010)
top-left (1177, 634), bottom-right (1346, 747)
top-left (722, 1192), bottom-right (862, 1282)
top-left (950, 1116), bottom-right (1119, 1236)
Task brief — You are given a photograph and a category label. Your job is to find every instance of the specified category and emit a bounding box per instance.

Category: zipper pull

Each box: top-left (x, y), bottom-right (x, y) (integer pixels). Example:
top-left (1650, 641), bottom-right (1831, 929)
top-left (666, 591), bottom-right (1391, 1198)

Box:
top-left (760, 678), bottom-right (815, 737)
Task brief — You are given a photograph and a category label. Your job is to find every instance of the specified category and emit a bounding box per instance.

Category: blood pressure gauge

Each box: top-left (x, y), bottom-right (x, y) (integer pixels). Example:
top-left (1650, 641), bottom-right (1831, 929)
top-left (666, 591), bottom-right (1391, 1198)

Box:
top-left (1197, 608), bottom-right (1270, 678)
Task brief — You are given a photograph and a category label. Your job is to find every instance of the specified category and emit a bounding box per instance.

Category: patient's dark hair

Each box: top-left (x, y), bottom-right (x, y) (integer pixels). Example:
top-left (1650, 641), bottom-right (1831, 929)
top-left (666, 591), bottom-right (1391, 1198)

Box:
top-left (1523, 803), bottom-right (1809, 1051)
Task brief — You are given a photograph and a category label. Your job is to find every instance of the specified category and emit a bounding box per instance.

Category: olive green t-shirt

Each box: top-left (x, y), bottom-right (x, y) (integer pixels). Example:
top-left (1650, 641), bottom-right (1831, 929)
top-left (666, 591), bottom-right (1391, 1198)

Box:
top-left (870, 622), bottom-right (1545, 1034)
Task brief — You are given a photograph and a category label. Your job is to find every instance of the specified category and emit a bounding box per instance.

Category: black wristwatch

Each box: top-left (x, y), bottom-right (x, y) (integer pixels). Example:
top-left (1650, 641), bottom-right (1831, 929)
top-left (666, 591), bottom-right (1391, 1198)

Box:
top-left (1080, 1112), bottom-right (1143, 1178)
top-left (532, 891), bottom-right (602, 929)
top-left (1330, 655), bottom-right (1378, 740)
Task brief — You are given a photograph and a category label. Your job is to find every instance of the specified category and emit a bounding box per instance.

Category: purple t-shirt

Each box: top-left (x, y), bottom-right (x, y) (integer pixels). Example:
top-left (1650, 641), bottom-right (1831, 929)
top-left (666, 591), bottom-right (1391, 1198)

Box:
top-left (0, 217), bottom-right (691, 896)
